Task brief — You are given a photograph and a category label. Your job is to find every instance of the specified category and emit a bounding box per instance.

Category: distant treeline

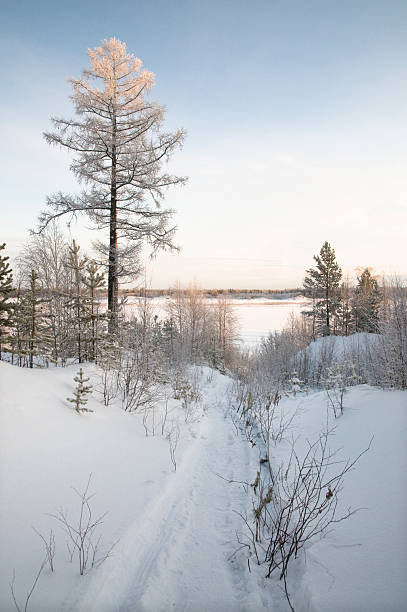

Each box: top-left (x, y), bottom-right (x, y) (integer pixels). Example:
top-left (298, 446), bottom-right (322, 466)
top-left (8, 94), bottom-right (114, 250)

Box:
top-left (120, 288), bottom-right (304, 298)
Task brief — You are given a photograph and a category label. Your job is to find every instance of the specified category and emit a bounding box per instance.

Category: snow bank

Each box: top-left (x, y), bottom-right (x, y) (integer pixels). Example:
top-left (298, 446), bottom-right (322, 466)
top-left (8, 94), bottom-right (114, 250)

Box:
top-left (304, 332), bottom-right (378, 360)
top-left (275, 385), bottom-right (407, 612)
top-left (291, 333), bottom-right (380, 387)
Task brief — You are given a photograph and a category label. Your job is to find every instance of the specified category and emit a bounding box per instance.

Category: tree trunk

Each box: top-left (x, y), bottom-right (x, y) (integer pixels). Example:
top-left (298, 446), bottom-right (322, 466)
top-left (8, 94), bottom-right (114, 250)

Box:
top-left (326, 278), bottom-right (330, 336)
top-left (108, 115), bottom-right (118, 334)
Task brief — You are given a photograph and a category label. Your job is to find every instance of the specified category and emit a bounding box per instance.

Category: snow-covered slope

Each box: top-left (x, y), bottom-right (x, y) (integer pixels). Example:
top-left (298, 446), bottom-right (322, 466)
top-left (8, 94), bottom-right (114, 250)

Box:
top-left (276, 385), bottom-right (407, 612)
top-left (0, 361), bottom-right (183, 611)
top-left (1, 361), bottom-right (406, 611)
top-left (0, 362), bottom-right (260, 612)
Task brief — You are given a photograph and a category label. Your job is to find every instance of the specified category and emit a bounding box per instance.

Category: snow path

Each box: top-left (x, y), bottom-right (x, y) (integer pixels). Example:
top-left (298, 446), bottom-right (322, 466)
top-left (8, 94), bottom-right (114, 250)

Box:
top-left (75, 373), bottom-right (265, 612)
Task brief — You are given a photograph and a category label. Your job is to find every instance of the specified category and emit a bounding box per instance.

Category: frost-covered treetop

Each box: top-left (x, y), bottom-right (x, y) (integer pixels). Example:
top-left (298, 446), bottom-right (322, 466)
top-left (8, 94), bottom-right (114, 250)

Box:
top-left (72, 37), bottom-right (155, 111)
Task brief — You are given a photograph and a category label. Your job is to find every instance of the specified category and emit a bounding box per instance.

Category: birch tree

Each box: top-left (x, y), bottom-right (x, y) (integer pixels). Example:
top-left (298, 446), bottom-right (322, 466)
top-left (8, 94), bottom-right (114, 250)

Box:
top-left (18, 224), bottom-right (72, 364)
top-left (39, 38), bottom-right (186, 332)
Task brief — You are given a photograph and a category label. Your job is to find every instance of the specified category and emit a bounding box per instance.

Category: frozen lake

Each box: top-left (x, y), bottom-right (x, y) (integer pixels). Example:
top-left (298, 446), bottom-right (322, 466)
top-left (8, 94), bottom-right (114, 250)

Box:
top-left (124, 296), bottom-right (309, 348)
top-left (232, 298), bottom-right (309, 347)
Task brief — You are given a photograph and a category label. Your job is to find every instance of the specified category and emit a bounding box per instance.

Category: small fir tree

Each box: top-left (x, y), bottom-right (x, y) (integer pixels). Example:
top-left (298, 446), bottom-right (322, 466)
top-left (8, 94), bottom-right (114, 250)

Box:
top-left (67, 368), bottom-right (93, 413)
top-left (303, 241), bottom-right (342, 337)
top-left (0, 243), bottom-right (13, 359)
top-left (65, 240), bottom-right (88, 363)
top-left (82, 260), bottom-right (106, 363)
top-left (287, 371), bottom-right (305, 396)
top-left (16, 270), bottom-right (53, 368)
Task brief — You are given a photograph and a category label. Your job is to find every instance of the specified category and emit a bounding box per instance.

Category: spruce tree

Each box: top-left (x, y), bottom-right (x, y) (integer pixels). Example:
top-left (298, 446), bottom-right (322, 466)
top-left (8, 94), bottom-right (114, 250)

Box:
top-left (353, 268), bottom-right (382, 333)
top-left (0, 243), bottom-right (13, 359)
top-left (303, 241), bottom-right (342, 337)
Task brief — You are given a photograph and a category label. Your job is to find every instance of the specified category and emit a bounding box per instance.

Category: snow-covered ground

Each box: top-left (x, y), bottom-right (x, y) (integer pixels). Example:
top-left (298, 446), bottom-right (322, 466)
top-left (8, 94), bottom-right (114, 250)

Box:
top-left (274, 385), bottom-right (407, 612)
top-left (1, 359), bottom-right (406, 611)
top-left (0, 362), bottom-right (260, 612)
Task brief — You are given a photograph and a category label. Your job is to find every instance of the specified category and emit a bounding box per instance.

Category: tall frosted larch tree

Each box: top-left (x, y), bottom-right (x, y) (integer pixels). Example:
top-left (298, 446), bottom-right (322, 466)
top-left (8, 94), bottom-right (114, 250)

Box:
top-left (303, 241), bottom-right (342, 336)
top-left (39, 38), bottom-right (186, 332)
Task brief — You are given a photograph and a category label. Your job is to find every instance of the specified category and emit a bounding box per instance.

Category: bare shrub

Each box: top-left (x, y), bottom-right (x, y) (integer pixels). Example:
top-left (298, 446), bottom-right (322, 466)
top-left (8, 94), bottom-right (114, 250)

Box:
top-left (236, 429), bottom-right (372, 609)
top-left (97, 343), bottom-right (121, 406)
top-left (165, 284), bottom-right (240, 369)
top-left (323, 364), bottom-right (347, 418)
top-left (32, 527), bottom-right (55, 572)
top-left (118, 351), bottom-right (158, 413)
top-left (229, 377), bottom-right (296, 460)
top-left (10, 560), bottom-right (46, 612)
top-left (374, 278), bottom-right (407, 389)
top-left (49, 474), bottom-right (116, 575)
top-left (166, 419), bottom-right (180, 471)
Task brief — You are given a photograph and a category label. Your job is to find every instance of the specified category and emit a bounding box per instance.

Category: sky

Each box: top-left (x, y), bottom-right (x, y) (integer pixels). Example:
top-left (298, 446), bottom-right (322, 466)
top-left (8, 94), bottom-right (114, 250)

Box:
top-left (1, 0), bottom-right (407, 288)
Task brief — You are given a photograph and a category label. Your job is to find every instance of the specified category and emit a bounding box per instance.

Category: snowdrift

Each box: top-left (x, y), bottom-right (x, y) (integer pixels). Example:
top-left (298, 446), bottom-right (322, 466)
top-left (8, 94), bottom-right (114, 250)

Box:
top-left (276, 384), bottom-right (407, 612)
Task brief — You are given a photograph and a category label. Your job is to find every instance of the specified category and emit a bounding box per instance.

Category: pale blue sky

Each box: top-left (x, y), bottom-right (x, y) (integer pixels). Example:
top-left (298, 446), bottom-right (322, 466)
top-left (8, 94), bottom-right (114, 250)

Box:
top-left (2, 0), bottom-right (407, 287)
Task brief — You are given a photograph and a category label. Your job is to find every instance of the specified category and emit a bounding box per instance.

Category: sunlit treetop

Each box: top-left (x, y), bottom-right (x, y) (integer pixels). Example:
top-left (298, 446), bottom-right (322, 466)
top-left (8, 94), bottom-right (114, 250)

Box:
top-left (71, 37), bottom-right (156, 111)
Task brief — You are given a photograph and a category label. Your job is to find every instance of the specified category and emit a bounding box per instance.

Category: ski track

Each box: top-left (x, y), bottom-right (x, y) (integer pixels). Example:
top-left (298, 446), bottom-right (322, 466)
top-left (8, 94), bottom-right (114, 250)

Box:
top-left (75, 373), bottom-right (263, 612)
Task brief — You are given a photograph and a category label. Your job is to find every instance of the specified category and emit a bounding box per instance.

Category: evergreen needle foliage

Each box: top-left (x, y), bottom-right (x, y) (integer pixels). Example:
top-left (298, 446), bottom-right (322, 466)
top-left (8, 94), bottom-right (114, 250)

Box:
top-left (353, 268), bottom-right (382, 332)
top-left (0, 243), bottom-right (13, 358)
top-left (303, 241), bottom-right (342, 337)
top-left (67, 368), bottom-right (93, 413)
